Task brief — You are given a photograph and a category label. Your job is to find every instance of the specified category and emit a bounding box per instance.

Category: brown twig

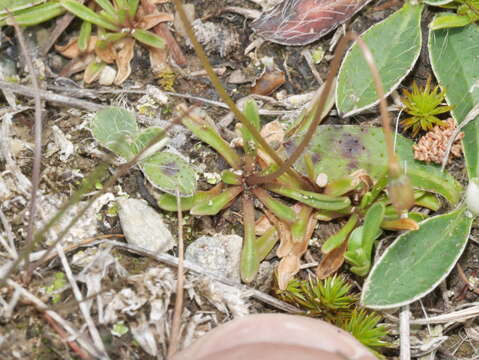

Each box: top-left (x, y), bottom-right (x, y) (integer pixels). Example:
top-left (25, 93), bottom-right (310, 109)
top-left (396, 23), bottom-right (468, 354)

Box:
top-left (0, 80), bottom-right (104, 112)
top-left (43, 312), bottom-right (93, 360)
top-left (168, 187), bottom-right (186, 357)
top-left (41, 12), bottom-right (77, 56)
top-left (9, 14), bottom-right (43, 271)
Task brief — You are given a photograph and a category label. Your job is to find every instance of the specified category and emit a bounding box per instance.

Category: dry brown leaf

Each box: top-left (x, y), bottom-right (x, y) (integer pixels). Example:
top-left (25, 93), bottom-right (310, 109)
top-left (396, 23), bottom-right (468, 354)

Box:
top-left (95, 42), bottom-right (116, 64)
top-left (153, 23), bottom-right (187, 67)
top-left (55, 36), bottom-right (97, 58)
top-left (137, 13), bottom-right (174, 30)
top-left (251, 70), bottom-right (286, 96)
top-left (277, 254), bottom-right (300, 290)
top-left (255, 215), bottom-right (274, 236)
top-left (60, 54), bottom-right (96, 77)
top-left (260, 120), bottom-right (285, 149)
top-left (316, 240), bottom-right (347, 279)
top-left (114, 38), bottom-right (135, 85)
top-left (84, 62), bottom-right (104, 84)
top-left (381, 217), bottom-right (419, 231)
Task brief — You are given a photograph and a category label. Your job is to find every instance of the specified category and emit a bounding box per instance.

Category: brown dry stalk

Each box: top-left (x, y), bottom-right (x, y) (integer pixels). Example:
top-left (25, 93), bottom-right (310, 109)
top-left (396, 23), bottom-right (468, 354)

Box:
top-left (249, 31), bottom-right (401, 185)
top-left (168, 187), bottom-right (186, 357)
top-left (9, 14), bottom-right (44, 271)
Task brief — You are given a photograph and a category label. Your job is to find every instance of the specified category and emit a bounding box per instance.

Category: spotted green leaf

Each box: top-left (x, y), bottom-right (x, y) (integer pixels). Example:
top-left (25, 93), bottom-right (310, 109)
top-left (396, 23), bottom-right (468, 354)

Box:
top-left (141, 152), bottom-right (197, 197)
top-left (284, 125), bottom-right (462, 204)
top-left (91, 107), bottom-right (138, 160)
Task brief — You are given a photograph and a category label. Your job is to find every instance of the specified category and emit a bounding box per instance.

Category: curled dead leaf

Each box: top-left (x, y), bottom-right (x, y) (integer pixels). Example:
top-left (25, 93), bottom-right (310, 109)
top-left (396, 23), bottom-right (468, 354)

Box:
top-left (114, 38), bottom-right (135, 85)
top-left (56, 36), bottom-right (97, 58)
top-left (316, 240), bottom-right (347, 279)
top-left (277, 254), bottom-right (300, 290)
top-left (137, 13), bottom-right (174, 30)
top-left (251, 70), bottom-right (286, 96)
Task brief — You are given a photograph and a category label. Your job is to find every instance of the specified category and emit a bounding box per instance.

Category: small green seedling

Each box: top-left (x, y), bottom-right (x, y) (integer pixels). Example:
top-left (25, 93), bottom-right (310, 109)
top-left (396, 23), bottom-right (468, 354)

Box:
top-left (91, 107), bottom-right (197, 196)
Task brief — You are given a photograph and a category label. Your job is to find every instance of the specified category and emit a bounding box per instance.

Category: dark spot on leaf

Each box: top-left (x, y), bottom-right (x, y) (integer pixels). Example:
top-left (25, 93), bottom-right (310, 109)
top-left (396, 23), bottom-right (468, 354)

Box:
top-left (311, 152), bottom-right (321, 164)
top-left (283, 140), bottom-right (297, 156)
top-left (340, 133), bottom-right (363, 159)
top-left (161, 162), bottom-right (179, 176)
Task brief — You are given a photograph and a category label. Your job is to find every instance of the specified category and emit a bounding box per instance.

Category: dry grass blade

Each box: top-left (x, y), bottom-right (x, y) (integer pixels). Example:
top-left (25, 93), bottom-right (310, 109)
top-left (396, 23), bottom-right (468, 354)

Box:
top-left (8, 12), bottom-right (43, 271)
top-left (57, 244), bottom-right (109, 359)
top-left (168, 187), bottom-right (186, 357)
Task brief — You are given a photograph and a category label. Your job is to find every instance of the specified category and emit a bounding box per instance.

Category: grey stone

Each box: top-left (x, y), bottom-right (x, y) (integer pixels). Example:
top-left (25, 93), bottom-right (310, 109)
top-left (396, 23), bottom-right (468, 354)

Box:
top-left (186, 235), bottom-right (242, 283)
top-left (118, 198), bottom-right (174, 253)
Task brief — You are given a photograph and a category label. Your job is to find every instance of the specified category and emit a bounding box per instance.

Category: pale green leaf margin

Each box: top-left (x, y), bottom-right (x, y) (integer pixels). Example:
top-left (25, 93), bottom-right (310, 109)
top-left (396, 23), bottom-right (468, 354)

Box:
top-left (336, 2), bottom-right (423, 117)
top-left (429, 23), bottom-right (479, 179)
top-left (361, 206), bottom-right (473, 309)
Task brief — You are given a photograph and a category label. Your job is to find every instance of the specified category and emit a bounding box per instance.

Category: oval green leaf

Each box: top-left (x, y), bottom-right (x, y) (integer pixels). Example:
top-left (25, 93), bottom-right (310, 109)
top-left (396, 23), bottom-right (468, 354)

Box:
top-left (141, 152), bottom-right (197, 197)
top-left (361, 206), bottom-right (474, 309)
top-left (336, 2), bottom-right (423, 116)
top-left (91, 107), bottom-right (138, 160)
top-left (429, 23), bottom-right (479, 179)
top-left (283, 125), bottom-right (462, 204)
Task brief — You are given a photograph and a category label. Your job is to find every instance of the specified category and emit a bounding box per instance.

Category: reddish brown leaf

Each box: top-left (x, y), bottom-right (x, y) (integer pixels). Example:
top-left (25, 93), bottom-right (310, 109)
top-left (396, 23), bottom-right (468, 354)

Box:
top-left (316, 239), bottom-right (347, 279)
top-left (56, 36), bottom-right (97, 58)
top-left (137, 13), bottom-right (173, 30)
top-left (251, 70), bottom-right (285, 96)
top-left (251, 0), bottom-right (372, 46)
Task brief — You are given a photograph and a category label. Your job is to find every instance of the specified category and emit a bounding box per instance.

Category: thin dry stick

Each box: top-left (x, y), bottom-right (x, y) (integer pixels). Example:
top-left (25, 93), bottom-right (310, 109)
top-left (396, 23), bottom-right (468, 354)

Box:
top-left (43, 312), bottom-right (93, 360)
top-left (0, 80), bottom-right (104, 112)
top-left (9, 14), bottom-right (43, 269)
top-left (0, 208), bottom-right (17, 259)
top-left (249, 32), bottom-right (401, 185)
top-left (168, 188), bottom-right (185, 357)
top-left (57, 244), bottom-right (110, 359)
top-left (441, 102), bottom-right (479, 172)
top-left (399, 305), bottom-right (411, 360)
top-left (6, 279), bottom-right (102, 358)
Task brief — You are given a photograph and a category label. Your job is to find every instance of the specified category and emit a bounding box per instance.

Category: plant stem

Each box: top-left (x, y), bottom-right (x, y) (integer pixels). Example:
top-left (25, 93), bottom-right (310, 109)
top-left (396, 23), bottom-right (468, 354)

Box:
top-left (172, 0), bottom-right (307, 187)
top-left (249, 32), bottom-right (401, 184)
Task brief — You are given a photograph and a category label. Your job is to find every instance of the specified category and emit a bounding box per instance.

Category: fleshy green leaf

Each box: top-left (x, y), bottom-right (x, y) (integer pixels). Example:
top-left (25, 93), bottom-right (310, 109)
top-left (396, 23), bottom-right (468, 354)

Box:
top-left (283, 125), bottom-right (462, 204)
top-left (266, 183), bottom-right (351, 211)
top-left (132, 28), bottom-right (165, 48)
top-left (361, 206), bottom-right (474, 309)
top-left (336, 2), bottom-right (423, 116)
top-left (429, 13), bottom-right (472, 30)
top-left (429, 23), bottom-right (479, 179)
top-left (4, 2), bottom-right (65, 26)
top-left (78, 20), bottom-right (92, 52)
top-left (190, 186), bottom-right (243, 215)
top-left (181, 108), bottom-right (241, 169)
top-left (95, 0), bottom-right (117, 19)
top-left (91, 107), bottom-right (138, 160)
top-left (62, 0), bottom-right (119, 31)
top-left (345, 203), bottom-right (385, 276)
top-left (141, 152), bottom-right (197, 197)
top-left (322, 213), bottom-right (359, 254)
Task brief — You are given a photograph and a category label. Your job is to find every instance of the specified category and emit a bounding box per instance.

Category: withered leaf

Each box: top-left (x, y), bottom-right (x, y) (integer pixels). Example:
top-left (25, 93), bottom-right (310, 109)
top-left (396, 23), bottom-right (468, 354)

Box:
top-left (251, 70), bottom-right (285, 95)
top-left (316, 239), bottom-right (347, 279)
top-left (251, 0), bottom-right (372, 46)
top-left (114, 38), bottom-right (135, 85)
